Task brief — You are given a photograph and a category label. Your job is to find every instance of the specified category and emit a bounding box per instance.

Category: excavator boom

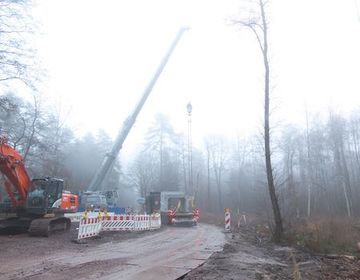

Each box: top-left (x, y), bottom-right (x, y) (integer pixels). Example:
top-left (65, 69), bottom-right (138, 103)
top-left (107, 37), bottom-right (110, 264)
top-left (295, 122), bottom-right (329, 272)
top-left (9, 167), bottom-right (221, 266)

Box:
top-left (0, 138), bottom-right (31, 208)
top-left (0, 137), bottom-right (78, 236)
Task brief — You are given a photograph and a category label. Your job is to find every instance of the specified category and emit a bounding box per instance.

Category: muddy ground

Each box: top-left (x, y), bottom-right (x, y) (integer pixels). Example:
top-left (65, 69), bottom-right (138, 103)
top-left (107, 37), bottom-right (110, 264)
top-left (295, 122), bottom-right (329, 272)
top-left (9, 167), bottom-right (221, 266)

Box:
top-left (0, 223), bottom-right (160, 261)
top-left (184, 223), bottom-right (360, 280)
top-left (0, 223), bottom-right (224, 280)
top-left (2, 221), bottom-right (360, 280)
top-left (0, 223), bottom-right (164, 280)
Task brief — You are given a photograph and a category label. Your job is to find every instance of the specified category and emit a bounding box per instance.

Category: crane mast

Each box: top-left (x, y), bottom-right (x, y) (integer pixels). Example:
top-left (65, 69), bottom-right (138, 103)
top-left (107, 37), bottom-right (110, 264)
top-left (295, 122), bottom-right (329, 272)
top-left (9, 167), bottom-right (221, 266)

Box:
top-left (88, 27), bottom-right (188, 192)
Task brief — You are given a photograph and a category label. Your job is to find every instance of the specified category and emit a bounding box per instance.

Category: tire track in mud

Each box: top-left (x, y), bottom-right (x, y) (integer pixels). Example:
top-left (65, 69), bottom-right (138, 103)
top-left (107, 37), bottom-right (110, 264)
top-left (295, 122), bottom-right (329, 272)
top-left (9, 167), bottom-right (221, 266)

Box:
top-left (1, 224), bottom-right (225, 280)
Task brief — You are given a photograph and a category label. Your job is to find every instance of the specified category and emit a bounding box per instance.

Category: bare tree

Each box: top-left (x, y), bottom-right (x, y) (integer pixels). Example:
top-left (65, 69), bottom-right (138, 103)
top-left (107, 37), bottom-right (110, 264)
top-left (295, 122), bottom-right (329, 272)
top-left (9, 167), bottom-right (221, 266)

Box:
top-left (23, 94), bottom-right (40, 160)
top-left (0, 0), bottom-right (40, 89)
top-left (328, 113), bottom-right (353, 217)
top-left (128, 152), bottom-right (157, 198)
top-left (0, 92), bottom-right (41, 158)
top-left (206, 135), bottom-right (228, 212)
top-left (144, 113), bottom-right (181, 191)
top-left (236, 0), bottom-right (283, 242)
top-left (205, 140), bottom-right (211, 212)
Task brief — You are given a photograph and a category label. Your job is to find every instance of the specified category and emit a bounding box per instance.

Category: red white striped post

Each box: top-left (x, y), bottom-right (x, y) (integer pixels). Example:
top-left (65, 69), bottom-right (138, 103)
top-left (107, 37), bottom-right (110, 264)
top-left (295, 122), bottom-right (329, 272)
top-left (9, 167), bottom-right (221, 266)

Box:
top-left (224, 208), bottom-right (231, 232)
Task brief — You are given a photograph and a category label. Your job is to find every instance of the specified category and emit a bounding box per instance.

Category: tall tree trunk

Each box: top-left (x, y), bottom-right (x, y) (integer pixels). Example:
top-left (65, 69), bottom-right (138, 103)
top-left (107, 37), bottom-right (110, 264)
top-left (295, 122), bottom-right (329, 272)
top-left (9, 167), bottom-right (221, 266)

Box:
top-left (23, 95), bottom-right (39, 161)
top-left (340, 144), bottom-right (353, 216)
top-left (214, 166), bottom-right (223, 212)
top-left (207, 146), bottom-right (211, 212)
top-left (305, 107), bottom-right (312, 217)
top-left (260, 0), bottom-right (283, 242)
top-left (237, 0), bottom-right (283, 240)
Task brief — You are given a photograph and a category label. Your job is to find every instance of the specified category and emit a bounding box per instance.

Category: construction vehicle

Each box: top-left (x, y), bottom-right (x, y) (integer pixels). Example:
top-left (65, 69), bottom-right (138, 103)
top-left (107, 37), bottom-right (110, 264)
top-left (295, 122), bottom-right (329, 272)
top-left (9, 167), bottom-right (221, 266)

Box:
top-left (146, 191), bottom-right (199, 226)
top-left (79, 191), bottom-right (107, 212)
top-left (0, 138), bottom-right (79, 236)
top-left (86, 27), bottom-right (188, 195)
top-left (1, 28), bottom-right (188, 234)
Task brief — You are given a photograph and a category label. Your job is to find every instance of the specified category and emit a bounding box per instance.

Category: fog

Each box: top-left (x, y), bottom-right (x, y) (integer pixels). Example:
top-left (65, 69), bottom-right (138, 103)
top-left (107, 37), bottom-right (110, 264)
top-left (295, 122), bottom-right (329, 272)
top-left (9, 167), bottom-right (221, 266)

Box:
top-left (1, 0), bottom-right (360, 216)
top-left (31, 0), bottom-right (360, 155)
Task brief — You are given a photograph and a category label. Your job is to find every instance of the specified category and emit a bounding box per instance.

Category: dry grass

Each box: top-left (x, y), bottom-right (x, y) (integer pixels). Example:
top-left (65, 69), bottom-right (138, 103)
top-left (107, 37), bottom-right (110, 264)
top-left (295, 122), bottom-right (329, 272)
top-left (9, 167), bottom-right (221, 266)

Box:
top-left (287, 217), bottom-right (360, 255)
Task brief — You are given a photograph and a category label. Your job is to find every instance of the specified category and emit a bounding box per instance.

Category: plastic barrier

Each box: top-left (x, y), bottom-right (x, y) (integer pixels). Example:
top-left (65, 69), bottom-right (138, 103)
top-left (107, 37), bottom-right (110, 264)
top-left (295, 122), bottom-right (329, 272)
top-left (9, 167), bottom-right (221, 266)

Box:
top-left (65, 211), bottom-right (114, 222)
top-left (224, 208), bottom-right (231, 232)
top-left (77, 217), bottom-right (102, 240)
top-left (101, 215), bottom-right (135, 231)
top-left (149, 213), bottom-right (161, 230)
top-left (134, 215), bottom-right (150, 231)
top-left (77, 213), bottom-right (162, 240)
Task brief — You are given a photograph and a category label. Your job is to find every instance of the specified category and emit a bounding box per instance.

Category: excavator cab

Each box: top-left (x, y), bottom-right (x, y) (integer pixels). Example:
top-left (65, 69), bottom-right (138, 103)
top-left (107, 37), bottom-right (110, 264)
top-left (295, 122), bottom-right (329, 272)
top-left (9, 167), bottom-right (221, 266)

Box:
top-left (26, 178), bottom-right (64, 216)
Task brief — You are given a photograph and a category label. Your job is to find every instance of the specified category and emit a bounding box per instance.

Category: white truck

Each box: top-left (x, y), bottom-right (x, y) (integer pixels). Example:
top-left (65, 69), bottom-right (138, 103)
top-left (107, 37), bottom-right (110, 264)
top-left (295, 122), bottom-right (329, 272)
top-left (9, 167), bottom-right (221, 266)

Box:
top-left (146, 191), bottom-right (199, 226)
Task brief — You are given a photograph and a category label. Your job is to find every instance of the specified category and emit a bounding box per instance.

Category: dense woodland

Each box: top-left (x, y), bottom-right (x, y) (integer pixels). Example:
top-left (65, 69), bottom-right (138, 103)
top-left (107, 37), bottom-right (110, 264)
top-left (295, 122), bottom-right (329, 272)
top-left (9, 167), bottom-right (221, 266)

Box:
top-left (130, 109), bottom-right (360, 220)
top-left (2, 91), bottom-right (360, 221)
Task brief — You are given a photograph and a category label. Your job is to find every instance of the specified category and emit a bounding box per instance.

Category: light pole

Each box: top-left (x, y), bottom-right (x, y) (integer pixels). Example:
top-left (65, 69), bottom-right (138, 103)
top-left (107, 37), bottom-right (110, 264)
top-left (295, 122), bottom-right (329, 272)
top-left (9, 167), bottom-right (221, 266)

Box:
top-left (186, 102), bottom-right (193, 195)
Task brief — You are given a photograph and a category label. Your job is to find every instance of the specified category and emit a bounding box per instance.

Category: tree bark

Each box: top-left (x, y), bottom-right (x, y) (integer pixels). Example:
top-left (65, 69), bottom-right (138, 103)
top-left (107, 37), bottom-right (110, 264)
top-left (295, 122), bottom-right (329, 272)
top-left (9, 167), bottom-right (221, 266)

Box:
top-left (260, 0), bottom-right (283, 242)
top-left (206, 144), bottom-right (211, 212)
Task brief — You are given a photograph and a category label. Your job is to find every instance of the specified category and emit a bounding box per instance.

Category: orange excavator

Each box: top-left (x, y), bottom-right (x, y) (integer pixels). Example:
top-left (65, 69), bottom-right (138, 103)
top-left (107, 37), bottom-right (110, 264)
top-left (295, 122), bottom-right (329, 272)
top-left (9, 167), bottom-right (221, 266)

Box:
top-left (0, 137), bottom-right (78, 236)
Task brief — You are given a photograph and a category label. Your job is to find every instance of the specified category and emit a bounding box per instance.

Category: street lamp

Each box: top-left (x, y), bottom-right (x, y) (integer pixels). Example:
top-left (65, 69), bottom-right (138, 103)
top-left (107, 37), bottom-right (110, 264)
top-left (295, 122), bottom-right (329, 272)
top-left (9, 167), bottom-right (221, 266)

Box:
top-left (186, 102), bottom-right (192, 116)
top-left (186, 102), bottom-right (193, 195)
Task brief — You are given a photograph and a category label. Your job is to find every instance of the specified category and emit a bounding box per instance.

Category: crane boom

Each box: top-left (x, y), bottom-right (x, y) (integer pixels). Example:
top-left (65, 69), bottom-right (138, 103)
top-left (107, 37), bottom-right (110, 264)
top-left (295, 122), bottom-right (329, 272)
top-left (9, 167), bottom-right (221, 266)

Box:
top-left (88, 27), bottom-right (188, 191)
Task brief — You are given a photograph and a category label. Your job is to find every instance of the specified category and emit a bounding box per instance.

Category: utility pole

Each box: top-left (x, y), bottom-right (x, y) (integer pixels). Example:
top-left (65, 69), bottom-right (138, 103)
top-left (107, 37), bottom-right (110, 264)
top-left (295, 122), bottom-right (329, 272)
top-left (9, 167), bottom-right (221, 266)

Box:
top-left (186, 102), bottom-right (193, 195)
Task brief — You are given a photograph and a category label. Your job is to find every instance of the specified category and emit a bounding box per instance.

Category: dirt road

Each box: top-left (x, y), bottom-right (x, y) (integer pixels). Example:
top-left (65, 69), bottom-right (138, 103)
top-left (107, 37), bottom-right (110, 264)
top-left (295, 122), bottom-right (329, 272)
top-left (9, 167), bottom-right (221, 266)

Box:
top-left (0, 224), bottom-right (225, 280)
top-left (185, 225), bottom-right (360, 280)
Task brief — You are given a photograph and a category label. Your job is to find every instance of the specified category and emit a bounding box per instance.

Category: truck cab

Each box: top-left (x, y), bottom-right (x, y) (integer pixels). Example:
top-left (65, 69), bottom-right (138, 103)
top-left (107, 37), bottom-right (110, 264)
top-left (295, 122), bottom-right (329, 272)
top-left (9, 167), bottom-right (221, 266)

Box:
top-left (79, 191), bottom-right (107, 212)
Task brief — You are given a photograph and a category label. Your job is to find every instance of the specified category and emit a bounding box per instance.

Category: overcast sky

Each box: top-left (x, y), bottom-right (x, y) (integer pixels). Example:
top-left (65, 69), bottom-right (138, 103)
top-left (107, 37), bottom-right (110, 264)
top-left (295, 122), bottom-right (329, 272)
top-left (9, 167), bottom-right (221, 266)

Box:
top-left (32, 0), bottom-right (360, 158)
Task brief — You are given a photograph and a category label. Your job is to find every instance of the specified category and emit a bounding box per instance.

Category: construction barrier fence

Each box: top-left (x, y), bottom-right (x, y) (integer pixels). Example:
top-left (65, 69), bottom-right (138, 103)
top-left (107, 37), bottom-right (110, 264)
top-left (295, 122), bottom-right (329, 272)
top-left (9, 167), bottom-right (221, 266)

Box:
top-left (76, 213), bottom-right (162, 240)
top-left (77, 217), bottom-right (102, 239)
top-left (149, 213), bottom-right (161, 230)
top-left (65, 211), bottom-right (114, 223)
top-left (101, 215), bottom-right (135, 231)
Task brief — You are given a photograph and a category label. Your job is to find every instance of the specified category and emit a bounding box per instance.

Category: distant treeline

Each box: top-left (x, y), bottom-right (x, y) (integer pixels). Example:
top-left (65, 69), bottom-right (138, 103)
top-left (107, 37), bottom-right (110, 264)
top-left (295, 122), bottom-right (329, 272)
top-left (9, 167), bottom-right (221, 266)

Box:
top-left (3, 93), bottom-right (360, 219)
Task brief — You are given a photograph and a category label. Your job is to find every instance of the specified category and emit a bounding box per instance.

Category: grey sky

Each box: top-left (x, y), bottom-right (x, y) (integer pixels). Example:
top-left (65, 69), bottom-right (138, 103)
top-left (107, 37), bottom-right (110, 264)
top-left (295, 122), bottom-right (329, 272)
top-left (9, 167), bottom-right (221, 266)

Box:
top-left (32, 0), bottom-right (360, 157)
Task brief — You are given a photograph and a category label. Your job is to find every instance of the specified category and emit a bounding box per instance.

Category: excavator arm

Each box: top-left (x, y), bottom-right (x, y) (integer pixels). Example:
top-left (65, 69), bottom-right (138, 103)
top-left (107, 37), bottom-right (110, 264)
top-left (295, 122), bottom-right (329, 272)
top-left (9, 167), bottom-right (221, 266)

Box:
top-left (0, 137), bottom-right (31, 208)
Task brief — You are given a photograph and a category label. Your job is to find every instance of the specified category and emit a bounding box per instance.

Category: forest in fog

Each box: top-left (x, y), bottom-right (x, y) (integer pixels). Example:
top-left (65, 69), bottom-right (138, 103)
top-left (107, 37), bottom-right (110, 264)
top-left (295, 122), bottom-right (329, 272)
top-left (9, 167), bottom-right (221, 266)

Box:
top-left (2, 91), bottom-right (360, 220)
top-left (1, 2), bottom-right (360, 245)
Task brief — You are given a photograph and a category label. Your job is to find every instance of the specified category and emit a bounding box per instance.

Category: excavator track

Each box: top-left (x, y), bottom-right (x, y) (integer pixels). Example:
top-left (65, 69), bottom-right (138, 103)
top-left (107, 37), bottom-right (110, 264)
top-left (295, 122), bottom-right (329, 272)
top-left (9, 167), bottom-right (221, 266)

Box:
top-left (28, 217), bottom-right (71, 237)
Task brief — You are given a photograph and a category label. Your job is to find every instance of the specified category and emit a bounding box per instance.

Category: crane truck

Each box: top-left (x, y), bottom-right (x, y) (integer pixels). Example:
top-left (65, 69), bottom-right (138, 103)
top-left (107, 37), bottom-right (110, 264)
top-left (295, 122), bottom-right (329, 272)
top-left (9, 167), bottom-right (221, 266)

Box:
top-left (84, 28), bottom-right (189, 201)
top-left (0, 28), bottom-right (189, 235)
top-left (0, 137), bottom-right (79, 236)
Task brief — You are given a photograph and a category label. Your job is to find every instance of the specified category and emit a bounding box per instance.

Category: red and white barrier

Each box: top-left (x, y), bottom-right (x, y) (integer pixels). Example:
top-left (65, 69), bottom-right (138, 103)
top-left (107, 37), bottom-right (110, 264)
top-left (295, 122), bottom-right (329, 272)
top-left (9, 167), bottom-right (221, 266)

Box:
top-left (224, 208), bottom-right (231, 232)
top-left (149, 213), bottom-right (161, 230)
top-left (134, 215), bottom-right (150, 231)
top-left (65, 211), bottom-right (114, 223)
top-left (77, 217), bottom-right (102, 239)
top-left (77, 213), bottom-right (162, 240)
top-left (101, 215), bottom-right (135, 231)
top-left (193, 208), bottom-right (200, 223)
